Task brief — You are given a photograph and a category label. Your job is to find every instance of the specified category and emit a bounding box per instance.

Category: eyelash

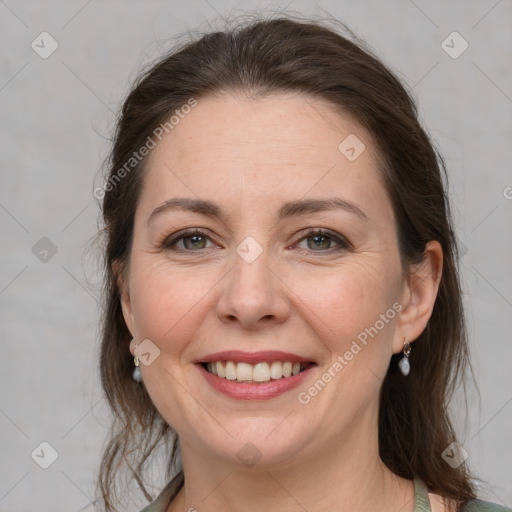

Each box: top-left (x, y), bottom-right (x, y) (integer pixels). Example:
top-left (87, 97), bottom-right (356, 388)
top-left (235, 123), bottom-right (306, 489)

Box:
top-left (161, 228), bottom-right (351, 254)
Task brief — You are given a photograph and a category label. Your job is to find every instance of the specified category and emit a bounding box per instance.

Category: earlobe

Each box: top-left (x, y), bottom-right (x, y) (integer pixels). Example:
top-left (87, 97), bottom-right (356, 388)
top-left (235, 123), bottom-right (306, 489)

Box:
top-left (394, 240), bottom-right (443, 353)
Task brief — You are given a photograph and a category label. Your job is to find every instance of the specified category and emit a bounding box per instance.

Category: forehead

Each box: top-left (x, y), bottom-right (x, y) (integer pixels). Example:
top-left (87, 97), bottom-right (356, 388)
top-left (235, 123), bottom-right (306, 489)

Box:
top-left (138, 92), bottom-right (391, 224)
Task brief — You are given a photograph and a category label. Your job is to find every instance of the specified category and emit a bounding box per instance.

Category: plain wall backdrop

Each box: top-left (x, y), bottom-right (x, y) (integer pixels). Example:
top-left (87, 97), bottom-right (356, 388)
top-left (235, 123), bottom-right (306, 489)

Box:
top-left (0, 1), bottom-right (511, 511)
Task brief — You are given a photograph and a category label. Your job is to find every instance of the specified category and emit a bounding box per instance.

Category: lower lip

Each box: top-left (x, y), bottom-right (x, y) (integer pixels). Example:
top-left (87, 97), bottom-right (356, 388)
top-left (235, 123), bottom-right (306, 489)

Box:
top-left (197, 363), bottom-right (314, 400)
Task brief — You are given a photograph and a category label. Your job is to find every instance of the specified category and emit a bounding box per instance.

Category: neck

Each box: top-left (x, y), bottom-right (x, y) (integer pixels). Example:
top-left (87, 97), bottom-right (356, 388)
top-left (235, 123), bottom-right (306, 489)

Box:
top-left (170, 422), bottom-right (415, 512)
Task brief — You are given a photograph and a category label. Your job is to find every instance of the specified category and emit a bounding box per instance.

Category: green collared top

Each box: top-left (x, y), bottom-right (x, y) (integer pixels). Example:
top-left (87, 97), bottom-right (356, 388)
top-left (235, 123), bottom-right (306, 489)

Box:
top-left (138, 473), bottom-right (511, 512)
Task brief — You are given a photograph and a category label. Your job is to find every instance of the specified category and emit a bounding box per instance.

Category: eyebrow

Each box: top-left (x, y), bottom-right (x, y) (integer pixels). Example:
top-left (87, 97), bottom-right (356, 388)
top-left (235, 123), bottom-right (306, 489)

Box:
top-left (147, 197), bottom-right (369, 225)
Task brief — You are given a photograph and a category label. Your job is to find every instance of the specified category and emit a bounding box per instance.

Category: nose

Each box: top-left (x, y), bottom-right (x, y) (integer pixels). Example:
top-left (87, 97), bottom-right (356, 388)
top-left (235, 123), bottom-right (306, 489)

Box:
top-left (216, 246), bottom-right (290, 331)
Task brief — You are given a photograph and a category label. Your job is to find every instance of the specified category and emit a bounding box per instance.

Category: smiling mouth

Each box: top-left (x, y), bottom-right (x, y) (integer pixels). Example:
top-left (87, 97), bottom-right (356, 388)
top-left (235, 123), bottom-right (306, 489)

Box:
top-left (201, 361), bottom-right (314, 383)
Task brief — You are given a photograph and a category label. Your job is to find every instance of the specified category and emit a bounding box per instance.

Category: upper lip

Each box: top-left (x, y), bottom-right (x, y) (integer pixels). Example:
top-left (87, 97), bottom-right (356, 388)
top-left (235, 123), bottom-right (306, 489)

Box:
top-left (197, 350), bottom-right (315, 364)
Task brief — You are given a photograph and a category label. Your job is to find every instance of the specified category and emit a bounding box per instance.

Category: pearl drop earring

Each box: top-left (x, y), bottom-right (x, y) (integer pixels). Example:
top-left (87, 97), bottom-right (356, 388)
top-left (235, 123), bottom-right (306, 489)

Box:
top-left (398, 339), bottom-right (411, 376)
top-left (133, 355), bottom-right (142, 383)
top-left (130, 339), bottom-right (142, 383)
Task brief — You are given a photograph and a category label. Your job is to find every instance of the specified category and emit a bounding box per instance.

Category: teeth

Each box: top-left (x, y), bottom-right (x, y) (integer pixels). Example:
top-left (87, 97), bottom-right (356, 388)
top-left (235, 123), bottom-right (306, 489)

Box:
top-left (216, 361), bottom-right (225, 378)
top-left (205, 361), bottom-right (307, 382)
top-left (236, 362), bottom-right (253, 382)
top-left (270, 361), bottom-right (283, 379)
top-left (225, 361), bottom-right (237, 380)
top-left (253, 362), bottom-right (270, 382)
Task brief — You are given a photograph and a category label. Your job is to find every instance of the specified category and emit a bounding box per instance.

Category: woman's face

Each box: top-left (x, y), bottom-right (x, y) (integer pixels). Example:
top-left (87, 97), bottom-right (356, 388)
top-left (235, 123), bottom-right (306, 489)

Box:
top-left (121, 92), bottom-right (414, 467)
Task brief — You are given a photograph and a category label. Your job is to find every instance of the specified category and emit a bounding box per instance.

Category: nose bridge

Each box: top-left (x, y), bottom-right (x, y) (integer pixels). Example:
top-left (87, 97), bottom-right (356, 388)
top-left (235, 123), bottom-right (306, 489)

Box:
top-left (216, 236), bottom-right (289, 328)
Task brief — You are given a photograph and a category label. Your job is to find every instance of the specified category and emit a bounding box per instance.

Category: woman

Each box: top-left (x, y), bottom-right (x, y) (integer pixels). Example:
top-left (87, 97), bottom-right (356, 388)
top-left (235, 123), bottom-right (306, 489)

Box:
top-left (95, 16), bottom-right (508, 512)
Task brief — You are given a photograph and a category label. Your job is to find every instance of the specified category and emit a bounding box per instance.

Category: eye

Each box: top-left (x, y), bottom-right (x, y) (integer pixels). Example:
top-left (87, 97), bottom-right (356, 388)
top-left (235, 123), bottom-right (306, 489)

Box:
top-left (162, 229), bottom-right (217, 251)
top-left (161, 228), bottom-right (350, 254)
top-left (294, 228), bottom-right (350, 253)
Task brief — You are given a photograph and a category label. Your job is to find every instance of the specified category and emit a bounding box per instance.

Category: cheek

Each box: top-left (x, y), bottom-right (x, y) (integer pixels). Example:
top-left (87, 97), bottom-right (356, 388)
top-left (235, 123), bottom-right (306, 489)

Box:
top-left (129, 256), bottom-right (220, 352)
top-left (290, 259), bottom-right (399, 345)
top-left (127, 259), bottom-right (210, 427)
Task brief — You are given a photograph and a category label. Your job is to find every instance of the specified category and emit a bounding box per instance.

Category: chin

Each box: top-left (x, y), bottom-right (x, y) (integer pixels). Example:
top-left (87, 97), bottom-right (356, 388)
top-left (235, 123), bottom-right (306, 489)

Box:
top-left (181, 414), bottom-right (315, 469)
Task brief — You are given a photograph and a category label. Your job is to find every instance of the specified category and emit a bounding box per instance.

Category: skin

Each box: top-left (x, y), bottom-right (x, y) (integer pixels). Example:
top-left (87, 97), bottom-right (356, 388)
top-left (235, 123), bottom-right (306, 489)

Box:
top-left (119, 92), bottom-right (444, 512)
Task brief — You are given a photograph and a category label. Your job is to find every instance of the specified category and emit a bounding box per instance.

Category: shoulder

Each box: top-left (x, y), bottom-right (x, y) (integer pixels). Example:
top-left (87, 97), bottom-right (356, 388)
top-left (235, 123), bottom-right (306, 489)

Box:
top-left (459, 499), bottom-right (511, 512)
top-left (428, 491), bottom-right (511, 512)
top-left (138, 472), bottom-right (184, 512)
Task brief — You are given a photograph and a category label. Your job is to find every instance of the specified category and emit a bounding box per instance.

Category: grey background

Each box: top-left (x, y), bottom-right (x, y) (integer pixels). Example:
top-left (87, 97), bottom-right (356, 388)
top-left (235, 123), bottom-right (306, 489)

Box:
top-left (1, 1), bottom-right (511, 511)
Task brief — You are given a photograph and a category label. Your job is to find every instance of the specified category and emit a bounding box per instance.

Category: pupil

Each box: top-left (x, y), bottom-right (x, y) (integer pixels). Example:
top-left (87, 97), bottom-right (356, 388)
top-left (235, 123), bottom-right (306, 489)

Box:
top-left (186, 235), bottom-right (205, 249)
top-left (309, 235), bottom-right (329, 250)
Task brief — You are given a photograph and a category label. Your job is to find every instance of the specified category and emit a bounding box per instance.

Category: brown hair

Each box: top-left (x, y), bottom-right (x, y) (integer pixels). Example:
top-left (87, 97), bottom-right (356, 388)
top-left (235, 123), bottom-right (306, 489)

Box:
top-left (96, 14), bottom-right (480, 512)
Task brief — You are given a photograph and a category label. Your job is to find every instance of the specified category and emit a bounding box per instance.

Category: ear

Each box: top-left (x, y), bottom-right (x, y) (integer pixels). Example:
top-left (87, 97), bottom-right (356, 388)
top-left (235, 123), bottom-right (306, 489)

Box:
top-left (112, 259), bottom-right (136, 353)
top-left (393, 240), bottom-right (443, 354)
